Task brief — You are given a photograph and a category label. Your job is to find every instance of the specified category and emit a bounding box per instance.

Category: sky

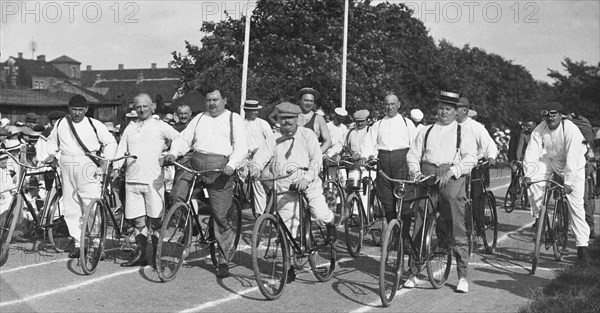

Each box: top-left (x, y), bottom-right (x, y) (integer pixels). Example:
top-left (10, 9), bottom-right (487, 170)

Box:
top-left (1, 0), bottom-right (599, 83)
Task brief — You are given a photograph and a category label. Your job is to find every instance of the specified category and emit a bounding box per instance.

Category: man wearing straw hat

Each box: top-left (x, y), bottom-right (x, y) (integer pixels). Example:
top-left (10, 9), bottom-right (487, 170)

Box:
top-left (242, 100), bottom-right (272, 216)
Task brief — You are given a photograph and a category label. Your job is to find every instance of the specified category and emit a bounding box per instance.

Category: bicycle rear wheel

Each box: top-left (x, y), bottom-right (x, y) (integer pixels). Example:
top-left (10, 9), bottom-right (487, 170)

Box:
top-left (156, 202), bottom-right (192, 282)
top-left (323, 179), bottom-right (345, 227)
top-left (369, 192), bottom-right (386, 246)
top-left (379, 219), bottom-right (403, 307)
top-left (209, 197), bottom-right (243, 267)
top-left (426, 214), bottom-right (452, 288)
top-left (308, 221), bottom-right (336, 282)
top-left (0, 195), bottom-right (23, 267)
top-left (344, 194), bottom-right (364, 257)
top-left (46, 192), bottom-right (72, 253)
top-left (80, 199), bottom-right (107, 275)
top-left (251, 214), bottom-right (288, 300)
top-left (531, 206), bottom-right (547, 275)
top-left (481, 191), bottom-right (498, 254)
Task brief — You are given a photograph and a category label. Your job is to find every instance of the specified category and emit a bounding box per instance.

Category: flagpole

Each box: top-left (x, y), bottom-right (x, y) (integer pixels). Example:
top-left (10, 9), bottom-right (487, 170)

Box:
top-left (240, 2), bottom-right (252, 119)
top-left (341, 0), bottom-right (349, 110)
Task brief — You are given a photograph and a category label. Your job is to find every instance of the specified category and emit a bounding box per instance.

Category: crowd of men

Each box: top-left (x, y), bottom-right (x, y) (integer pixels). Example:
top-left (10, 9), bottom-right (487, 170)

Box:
top-left (0, 86), bottom-right (597, 291)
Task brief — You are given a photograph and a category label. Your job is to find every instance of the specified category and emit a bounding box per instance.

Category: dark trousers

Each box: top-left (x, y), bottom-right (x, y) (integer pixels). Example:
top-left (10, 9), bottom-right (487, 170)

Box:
top-left (189, 152), bottom-right (236, 265)
top-left (584, 162), bottom-right (595, 234)
top-left (376, 148), bottom-right (409, 222)
top-left (421, 162), bottom-right (469, 279)
top-left (169, 152), bottom-right (194, 205)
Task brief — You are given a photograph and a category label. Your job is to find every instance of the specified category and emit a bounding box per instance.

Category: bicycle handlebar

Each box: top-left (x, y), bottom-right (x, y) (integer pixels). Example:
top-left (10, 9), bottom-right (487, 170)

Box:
top-left (525, 179), bottom-right (565, 190)
top-left (378, 170), bottom-right (435, 185)
top-left (85, 152), bottom-right (137, 164)
top-left (0, 149), bottom-right (48, 171)
top-left (169, 160), bottom-right (223, 176)
top-left (256, 167), bottom-right (309, 182)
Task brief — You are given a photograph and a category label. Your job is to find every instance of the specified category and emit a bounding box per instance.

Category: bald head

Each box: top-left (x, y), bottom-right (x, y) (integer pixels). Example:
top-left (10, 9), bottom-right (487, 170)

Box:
top-left (383, 94), bottom-right (400, 118)
top-left (134, 93), bottom-right (155, 121)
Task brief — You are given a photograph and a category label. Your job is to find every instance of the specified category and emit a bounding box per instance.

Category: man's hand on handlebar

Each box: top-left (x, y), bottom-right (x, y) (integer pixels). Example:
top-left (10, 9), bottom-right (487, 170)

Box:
top-left (224, 165), bottom-right (235, 176)
top-left (522, 177), bottom-right (531, 189)
top-left (295, 178), bottom-right (310, 192)
top-left (163, 154), bottom-right (176, 166)
top-left (487, 157), bottom-right (496, 166)
top-left (44, 155), bottom-right (57, 165)
top-left (564, 185), bottom-right (573, 194)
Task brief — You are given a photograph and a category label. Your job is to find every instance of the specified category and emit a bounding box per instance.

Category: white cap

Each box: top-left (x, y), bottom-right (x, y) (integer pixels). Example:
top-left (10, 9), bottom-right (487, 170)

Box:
top-left (152, 114), bottom-right (160, 120)
top-left (0, 118), bottom-right (9, 128)
top-left (334, 107), bottom-right (348, 117)
top-left (410, 109), bottom-right (424, 122)
top-left (126, 110), bottom-right (138, 118)
top-left (315, 109), bottom-right (325, 116)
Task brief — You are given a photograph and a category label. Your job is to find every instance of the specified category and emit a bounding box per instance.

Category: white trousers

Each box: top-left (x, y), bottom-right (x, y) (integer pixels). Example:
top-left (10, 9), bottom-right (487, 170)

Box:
top-left (527, 160), bottom-right (589, 247)
top-left (277, 182), bottom-right (334, 238)
top-left (252, 179), bottom-right (267, 215)
top-left (59, 155), bottom-right (101, 246)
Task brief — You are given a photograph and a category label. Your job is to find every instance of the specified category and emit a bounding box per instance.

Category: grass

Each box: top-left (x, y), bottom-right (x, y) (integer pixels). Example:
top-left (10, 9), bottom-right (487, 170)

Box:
top-left (519, 236), bottom-right (600, 313)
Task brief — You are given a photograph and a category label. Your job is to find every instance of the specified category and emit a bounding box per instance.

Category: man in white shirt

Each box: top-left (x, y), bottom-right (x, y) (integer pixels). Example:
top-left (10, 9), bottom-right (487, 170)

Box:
top-left (242, 100), bottom-right (272, 216)
top-left (46, 95), bottom-right (117, 258)
top-left (114, 93), bottom-right (180, 267)
top-left (367, 94), bottom-right (416, 222)
top-left (165, 88), bottom-right (248, 278)
top-left (523, 102), bottom-right (590, 266)
top-left (325, 107), bottom-right (349, 158)
top-left (406, 91), bottom-right (478, 293)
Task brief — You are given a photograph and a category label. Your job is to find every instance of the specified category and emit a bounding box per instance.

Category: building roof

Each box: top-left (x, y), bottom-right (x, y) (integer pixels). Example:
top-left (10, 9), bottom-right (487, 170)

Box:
top-left (0, 88), bottom-right (68, 107)
top-left (13, 58), bottom-right (69, 79)
top-left (81, 68), bottom-right (180, 86)
top-left (86, 79), bottom-right (180, 104)
top-left (50, 55), bottom-right (81, 64)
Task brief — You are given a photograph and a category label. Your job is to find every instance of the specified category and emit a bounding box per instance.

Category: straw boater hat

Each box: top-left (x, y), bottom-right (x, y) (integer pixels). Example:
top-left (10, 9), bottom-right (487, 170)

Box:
top-left (244, 100), bottom-right (262, 110)
top-left (296, 87), bottom-right (320, 100)
top-left (436, 91), bottom-right (460, 106)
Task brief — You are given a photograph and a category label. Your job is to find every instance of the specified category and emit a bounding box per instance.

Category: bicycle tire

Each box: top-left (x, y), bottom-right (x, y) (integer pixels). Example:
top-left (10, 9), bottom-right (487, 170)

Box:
top-left (531, 205), bottom-right (547, 275)
top-left (426, 213), bottom-right (452, 288)
top-left (369, 191), bottom-right (386, 246)
top-left (308, 223), bottom-right (336, 282)
top-left (80, 199), bottom-right (107, 275)
top-left (465, 200), bottom-right (475, 257)
top-left (379, 219), bottom-right (403, 307)
top-left (46, 192), bottom-right (72, 253)
top-left (251, 214), bottom-right (288, 300)
top-left (481, 191), bottom-right (498, 254)
top-left (0, 195), bottom-right (23, 267)
top-left (323, 179), bottom-right (345, 227)
top-left (156, 202), bottom-right (192, 282)
top-left (344, 194), bottom-right (364, 257)
top-left (560, 199), bottom-right (569, 250)
top-left (552, 199), bottom-right (568, 261)
top-left (209, 197), bottom-right (243, 267)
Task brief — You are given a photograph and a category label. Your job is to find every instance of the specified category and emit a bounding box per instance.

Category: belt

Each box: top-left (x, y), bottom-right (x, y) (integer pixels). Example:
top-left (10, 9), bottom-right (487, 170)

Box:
top-left (378, 148), bottom-right (409, 153)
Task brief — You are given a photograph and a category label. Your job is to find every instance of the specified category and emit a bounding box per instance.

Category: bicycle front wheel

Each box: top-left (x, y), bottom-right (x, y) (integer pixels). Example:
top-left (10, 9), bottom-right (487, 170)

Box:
top-left (344, 194), bottom-right (364, 257)
top-left (0, 195), bottom-right (23, 267)
top-left (426, 214), bottom-right (452, 288)
top-left (308, 221), bottom-right (336, 282)
top-left (156, 202), bottom-right (192, 282)
top-left (481, 191), bottom-right (498, 254)
top-left (323, 179), bottom-right (345, 227)
top-left (369, 193), bottom-right (386, 246)
top-left (80, 199), bottom-right (107, 275)
top-left (552, 199), bottom-right (568, 261)
top-left (379, 219), bottom-right (403, 307)
top-left (251, 214), bottom-right (288, 300)
top-left (531, 206), bottom-right (547, 275)
top-left (46, 192), bottom-right (72, 253)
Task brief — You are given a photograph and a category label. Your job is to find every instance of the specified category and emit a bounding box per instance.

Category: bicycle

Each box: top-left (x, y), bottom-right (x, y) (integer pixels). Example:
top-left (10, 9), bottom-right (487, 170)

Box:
top-left (251, 167), bottom-right (337, 300)
top-left (0, 146), bottom-right (70, 266)
top-left (504, 160), bottom-right (529, 213)
top-left (378, 171), bottom-right (452, 307)
top-left (234, 170), bottom-right (258, 219)
top-left (155, 161), bottom-right (242, 282)
top-left (322, 157), bottom-right (347, 227)
top-left (526, 177), bottom-right (569, 275)
top-left (79, 153), bottom-right (137, 275)
top-left (466, 160), bottom-right (498, 255)
top-left (344, 159), bottom-right (387, 257)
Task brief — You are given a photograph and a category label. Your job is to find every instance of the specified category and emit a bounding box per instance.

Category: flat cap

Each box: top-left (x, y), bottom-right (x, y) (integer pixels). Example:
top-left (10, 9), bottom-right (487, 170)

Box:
top-left (25, 113), bottom-right (38, 123)
top-left (436, 91), bottom-right (460, 106)
top-left (275, 102), bottom-right (302, 117)
top-left (68, 94), bottom-right (89, 107)
top-left (334, 107), bottom-right (348, 117)
top-left (457, 97), bottom-right (470, 108)
top-left (468, 109), bottom-right (478, 118)
top-left (410, 109), bottom-right (424, 122)
top-left (296, 87), bottom-right (320, 100)
top-left (353, 109), bottom-right (370, 121)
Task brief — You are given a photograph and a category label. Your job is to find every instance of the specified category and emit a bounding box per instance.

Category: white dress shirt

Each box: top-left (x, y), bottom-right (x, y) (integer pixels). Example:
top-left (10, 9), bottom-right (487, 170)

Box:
top-left (170, 110), bottom-right (248, 169)
top-left (459, 117), bottom-right (498, 160)
top-left (368, 114), bottom-right (416, 152)
top-left (47, 117), bottom-right (117, 159)
top-left (326, 121), bottom-right (348, 156)
top-left (244, 117), bottom-right (272, 151)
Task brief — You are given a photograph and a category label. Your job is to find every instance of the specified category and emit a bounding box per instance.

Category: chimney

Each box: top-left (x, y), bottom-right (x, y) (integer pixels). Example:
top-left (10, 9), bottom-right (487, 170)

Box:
top-left (95, 74), bottom-right (101, 81)
top-left (86, 65), bottom-right (92, 71)
top-left (136, 71), bottom-right (143, 83)
top-left (118, 64), bottom-right (124, 70)
top-left (151, 63), bottom-right (157, 69)
top-left (37, 55), bottom-right (46, 62)
top-left (168, 63), bottom-right (172, 69)
top-left (18, 52), bottom-right (23, 59)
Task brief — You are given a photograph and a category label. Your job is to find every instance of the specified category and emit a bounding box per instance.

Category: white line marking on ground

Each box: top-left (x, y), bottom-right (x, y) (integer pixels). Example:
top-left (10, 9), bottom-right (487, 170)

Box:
top-left (0, 258), bottom-right (69, 274)
top-left (0, 267), bottom-right (143, 307)
top-left (469, 262), bottom-right (555, 271)
top-left (178, 287), bottom-right (259, 313)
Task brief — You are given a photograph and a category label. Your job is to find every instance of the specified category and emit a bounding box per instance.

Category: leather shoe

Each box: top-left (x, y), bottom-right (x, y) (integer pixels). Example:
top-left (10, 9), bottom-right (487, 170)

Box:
top-left (216, 264), bottom-right (230, 278)
top-left (286, 268), bottom-right (296, 284)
